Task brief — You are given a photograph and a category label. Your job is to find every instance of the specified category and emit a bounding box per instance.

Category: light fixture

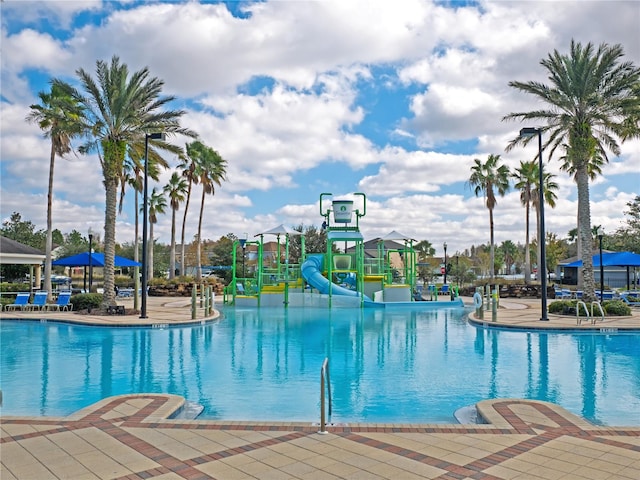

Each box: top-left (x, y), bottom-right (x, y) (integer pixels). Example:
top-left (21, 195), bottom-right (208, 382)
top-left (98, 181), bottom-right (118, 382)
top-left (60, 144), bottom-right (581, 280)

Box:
top-left (520, 127), bottom-right (548, 321)
top-left (141, 132), bottom-right (164, 319)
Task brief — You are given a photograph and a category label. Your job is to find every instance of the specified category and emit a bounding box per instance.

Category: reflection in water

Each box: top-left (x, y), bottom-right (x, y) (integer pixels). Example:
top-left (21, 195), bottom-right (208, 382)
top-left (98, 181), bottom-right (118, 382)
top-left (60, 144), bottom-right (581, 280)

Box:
top-left (1, 312), bottom-right (639, 426)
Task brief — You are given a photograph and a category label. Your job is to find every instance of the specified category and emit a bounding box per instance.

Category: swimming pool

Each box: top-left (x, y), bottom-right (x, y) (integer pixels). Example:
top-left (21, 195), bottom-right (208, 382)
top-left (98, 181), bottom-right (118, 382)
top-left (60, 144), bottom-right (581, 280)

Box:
top-left (1, 307), bottom-right (639, 426)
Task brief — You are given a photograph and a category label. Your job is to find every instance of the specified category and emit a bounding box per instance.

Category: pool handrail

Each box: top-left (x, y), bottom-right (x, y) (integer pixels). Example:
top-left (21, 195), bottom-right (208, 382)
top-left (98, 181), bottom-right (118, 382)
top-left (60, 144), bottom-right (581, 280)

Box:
top-left (319, 357), bottom-right (332, 434)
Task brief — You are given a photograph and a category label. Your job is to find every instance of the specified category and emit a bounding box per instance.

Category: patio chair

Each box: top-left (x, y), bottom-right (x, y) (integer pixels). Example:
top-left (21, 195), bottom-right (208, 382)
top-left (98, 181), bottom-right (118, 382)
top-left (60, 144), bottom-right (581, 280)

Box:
top-left (26, 291), bottom-right (49, 311)
top-left (4, 292), bottom-right (30, 311)
top-left (47, 291), bottom-right (72, 311)
top-left (440, 284), bottom-right (449, 295)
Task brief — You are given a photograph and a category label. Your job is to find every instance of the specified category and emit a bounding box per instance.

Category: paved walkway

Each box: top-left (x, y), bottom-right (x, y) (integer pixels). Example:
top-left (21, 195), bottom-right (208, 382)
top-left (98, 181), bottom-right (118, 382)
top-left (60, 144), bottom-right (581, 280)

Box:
top-left (2, 295), bottom-right (640, 479)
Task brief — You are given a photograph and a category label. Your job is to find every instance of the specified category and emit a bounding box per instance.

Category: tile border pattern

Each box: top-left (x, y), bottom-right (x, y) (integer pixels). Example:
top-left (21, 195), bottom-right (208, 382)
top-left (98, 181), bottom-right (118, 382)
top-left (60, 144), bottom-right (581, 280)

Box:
top-left (2, 394), bottom-right (639, 479)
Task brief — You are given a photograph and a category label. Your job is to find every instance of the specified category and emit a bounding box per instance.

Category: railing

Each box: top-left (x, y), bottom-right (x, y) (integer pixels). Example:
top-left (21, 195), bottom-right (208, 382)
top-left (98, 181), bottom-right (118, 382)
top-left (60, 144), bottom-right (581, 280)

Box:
top-left (319, 357), bottom-right (332, 434)
top-left (590, 301), bottom-right (605, 324)
top-left (576, 301), bottom-right (590, 325)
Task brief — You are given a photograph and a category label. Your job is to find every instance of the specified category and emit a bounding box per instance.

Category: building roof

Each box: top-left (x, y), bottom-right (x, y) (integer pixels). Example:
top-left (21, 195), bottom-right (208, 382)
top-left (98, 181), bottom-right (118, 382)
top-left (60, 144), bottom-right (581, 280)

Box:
top-left (0, 236), bottom-right (46, 265)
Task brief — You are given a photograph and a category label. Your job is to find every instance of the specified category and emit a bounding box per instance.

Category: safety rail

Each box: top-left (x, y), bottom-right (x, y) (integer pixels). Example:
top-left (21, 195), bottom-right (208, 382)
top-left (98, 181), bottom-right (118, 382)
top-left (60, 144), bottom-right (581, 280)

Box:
top-left (576, 301), bottom-right (590, 325)
top-left (590, 301), bottom-right (605, 324)
top-left (319, 357), bottom-right (332, 434)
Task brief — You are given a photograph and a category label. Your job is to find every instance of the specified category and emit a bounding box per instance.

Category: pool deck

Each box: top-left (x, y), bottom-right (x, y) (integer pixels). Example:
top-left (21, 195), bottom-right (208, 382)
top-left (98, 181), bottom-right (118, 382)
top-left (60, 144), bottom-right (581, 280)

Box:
top-left (2, 296), bottom-right (640, 479)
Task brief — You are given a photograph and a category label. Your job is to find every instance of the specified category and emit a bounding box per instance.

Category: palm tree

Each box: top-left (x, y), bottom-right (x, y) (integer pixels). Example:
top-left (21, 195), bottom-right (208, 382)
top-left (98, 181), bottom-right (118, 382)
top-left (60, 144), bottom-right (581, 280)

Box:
top-left (193, 144), bottom-right (227, 279)
top-left (504, 40), bottom-right (640, 301)
top-left (512, 160), bottom-right (537, 284)
top-left (26, 83), bottom-right (84, 300)
top-left (164, 172), bottom-right (188, 279)
top-left (178, 145), bottom-right (201, 277)
top-left (146, 188), bottom-right (167, 280)
top-left (54, 56), bottom-right (195, 307)
top-left (468, 154), bottom-right (510, 280)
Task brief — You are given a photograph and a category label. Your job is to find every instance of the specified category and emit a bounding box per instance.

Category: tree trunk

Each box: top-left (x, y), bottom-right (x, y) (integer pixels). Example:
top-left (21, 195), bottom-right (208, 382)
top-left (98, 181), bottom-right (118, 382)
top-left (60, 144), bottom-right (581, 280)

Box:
top-left (180, 181), bottom-right (192, 276)
top-left (44, 143), bottom-right (55, 300)
top-left (576, 165), bottom-right (595, 301)
top-left (103, 176), bottom-right (117, 308)
top-left (196, 189), bottom-right (204, 279)
top-left (489, 207), bottom-right (495, 280)
top-left (169, 208), bottom-right (176, 279)
top-left (101, 139), bottom-right (123, 308)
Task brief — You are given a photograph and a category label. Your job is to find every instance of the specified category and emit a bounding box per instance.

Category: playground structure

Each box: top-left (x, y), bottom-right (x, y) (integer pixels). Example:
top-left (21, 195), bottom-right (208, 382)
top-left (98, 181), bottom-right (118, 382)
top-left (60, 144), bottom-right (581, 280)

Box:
top-left (224, 193), bottom-right (463, 308)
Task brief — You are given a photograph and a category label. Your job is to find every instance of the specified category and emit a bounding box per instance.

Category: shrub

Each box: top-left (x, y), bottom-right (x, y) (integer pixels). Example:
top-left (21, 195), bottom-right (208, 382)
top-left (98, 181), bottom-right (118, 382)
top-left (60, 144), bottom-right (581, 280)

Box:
top-left (70, 293), bottom-right (103, 312)
top-left (603, 300), bottom-right (631, 316)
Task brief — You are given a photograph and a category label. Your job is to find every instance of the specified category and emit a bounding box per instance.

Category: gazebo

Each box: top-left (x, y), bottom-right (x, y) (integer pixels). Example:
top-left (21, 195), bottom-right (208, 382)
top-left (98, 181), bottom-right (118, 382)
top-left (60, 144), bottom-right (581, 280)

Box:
top-left (0, 236), bottom-right (46, 288)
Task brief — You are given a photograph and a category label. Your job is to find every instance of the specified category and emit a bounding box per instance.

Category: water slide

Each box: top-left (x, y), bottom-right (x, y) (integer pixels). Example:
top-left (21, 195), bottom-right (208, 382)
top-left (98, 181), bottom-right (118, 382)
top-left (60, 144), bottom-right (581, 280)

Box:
top-left (301, 255), bottom-right (372, 302)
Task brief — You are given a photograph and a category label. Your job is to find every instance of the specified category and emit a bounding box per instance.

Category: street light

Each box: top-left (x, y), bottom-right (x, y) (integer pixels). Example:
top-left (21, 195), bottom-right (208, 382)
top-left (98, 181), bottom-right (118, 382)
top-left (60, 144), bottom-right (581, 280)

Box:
top-left (456, 255), bottom-right (459, 288)
top-left (141, 132), bottom-right (164, 319)
top-left (88, 227), bottom-right (94, 292)
top-left (597, 227), bottom-right (604, 299)
top-left (520, 127), bottom-right (548, 321)
top-left (443, 242), bottom-right (448, 285)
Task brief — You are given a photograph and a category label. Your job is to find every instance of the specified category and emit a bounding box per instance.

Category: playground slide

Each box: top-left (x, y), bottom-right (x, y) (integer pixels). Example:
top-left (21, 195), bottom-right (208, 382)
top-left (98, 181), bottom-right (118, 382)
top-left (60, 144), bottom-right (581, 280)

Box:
top-left (301, 256), bottom-right (372, 302)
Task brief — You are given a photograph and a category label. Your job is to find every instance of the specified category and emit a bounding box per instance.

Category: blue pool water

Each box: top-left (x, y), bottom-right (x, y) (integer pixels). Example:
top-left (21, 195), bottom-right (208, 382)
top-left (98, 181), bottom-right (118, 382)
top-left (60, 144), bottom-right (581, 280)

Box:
top-left (1, 306), bottom-right (639, 426)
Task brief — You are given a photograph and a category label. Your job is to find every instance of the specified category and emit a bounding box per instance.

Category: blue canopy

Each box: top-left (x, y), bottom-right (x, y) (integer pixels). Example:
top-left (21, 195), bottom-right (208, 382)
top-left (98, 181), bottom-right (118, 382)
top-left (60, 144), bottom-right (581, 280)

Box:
top-left (562, 251), bottom-right (640, 268)
top-left (53, 252), bottom-right (140, 267)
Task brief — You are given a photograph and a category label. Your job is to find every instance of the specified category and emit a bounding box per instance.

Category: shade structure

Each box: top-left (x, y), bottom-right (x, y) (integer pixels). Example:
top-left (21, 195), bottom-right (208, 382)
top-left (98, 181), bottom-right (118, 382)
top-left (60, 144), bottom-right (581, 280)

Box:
top-left (53, 252), bottom-right (140, 267)
top-left (257, 224), bottom-right (301, 236)
top-left (562, 251), bottom-right (640, 268)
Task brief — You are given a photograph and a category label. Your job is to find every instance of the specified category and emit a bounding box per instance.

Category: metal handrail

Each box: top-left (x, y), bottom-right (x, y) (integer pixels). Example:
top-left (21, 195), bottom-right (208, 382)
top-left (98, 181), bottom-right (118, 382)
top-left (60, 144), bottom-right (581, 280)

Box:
top-left (576, 301), bottom-right (590, 325)
top-left (319, 357), bottom-right (332, 434)
top-left (590, 301), bottom-right (605, 324)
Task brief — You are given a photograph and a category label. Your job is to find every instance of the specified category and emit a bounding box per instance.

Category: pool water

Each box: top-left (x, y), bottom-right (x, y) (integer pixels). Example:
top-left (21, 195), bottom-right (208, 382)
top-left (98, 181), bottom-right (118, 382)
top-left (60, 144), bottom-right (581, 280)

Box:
top-left (1, 307), bottom-right (639, 426)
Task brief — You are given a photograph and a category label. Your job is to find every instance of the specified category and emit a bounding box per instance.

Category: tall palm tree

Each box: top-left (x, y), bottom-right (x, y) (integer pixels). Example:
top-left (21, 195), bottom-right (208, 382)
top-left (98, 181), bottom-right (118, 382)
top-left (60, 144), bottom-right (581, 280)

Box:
top-left (531, 168), bottom-right (558, 279)
top-left (26, 83), bottom-right (84, 300)
top-left (193, 144), bottom-right (227, 279)
top-left (178, 144), bottom-right (201, 277)
top-left (468, 154), bottom-right (510, 280)
top-left (164, 172), bottom-right (188, 279)
top-left (512, 160), bottom-right (537, 284)
top-left (54, 56), bottom-right (195, 307)
top-left (504, 40), bottom-right (640, 301)
top-left (146, 188), bottom-right (167, 280)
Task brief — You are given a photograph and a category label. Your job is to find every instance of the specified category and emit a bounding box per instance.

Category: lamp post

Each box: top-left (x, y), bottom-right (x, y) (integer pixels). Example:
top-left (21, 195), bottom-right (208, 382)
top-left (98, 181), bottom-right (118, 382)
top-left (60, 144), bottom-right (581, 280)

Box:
top-left (141, 132), bottom-right (164, 319)
top-left (443, 242), bottom-right (448, 285)
top-left (520, 127), bottom-right (548, 321)
top-left (88, 227), bottom-right (94, 292)
top-left (456, 255), bottom-right (459, 288)
top-left (597, 227), bottom-right (604, 299)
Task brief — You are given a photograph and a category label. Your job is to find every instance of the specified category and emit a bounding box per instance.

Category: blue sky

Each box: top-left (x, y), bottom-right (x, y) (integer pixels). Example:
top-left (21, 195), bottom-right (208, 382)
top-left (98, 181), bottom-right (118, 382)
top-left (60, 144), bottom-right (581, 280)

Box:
top-left (1, 0), bottom-right (639, 256)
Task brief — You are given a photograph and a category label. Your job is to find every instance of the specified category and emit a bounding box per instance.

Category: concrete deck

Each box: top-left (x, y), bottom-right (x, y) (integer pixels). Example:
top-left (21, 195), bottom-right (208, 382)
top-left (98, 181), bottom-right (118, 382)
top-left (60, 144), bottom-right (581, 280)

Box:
top-left (2, 295), bottom-right (639, 479)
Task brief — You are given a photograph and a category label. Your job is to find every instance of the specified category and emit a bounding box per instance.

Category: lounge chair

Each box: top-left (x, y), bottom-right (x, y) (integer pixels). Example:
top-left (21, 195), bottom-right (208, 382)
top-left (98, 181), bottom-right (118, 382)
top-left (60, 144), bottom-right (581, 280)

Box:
top-left (47, 291), bottom-right (72, 311)
top-left (26, 291), bottom-right (49, 311)
top-left (440, 284), bottom-right (449, 295)
top-left (621, 296), bottom-right (640, 307)
top-left (4, 292), bottom-right (30, 311)
top-left (236, 283), bottom-right (246, 295)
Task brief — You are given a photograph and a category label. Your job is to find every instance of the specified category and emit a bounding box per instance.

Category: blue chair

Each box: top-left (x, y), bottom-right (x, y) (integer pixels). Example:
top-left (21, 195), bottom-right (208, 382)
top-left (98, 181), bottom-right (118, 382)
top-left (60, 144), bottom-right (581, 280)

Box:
top-left (440, 284), bottom-right (449, 295)
top-left (27, 291), bottom-right (49, 311)
top-left (4, 293), bottom-right (30, 311)
top-left (47, 291), bottom-right (72, 311)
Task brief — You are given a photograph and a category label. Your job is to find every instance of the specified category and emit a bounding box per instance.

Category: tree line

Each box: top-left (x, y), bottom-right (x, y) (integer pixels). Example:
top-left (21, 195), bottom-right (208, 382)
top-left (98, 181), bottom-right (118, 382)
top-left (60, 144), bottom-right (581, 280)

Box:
top-left (19, 40), bottom-right (640, 307)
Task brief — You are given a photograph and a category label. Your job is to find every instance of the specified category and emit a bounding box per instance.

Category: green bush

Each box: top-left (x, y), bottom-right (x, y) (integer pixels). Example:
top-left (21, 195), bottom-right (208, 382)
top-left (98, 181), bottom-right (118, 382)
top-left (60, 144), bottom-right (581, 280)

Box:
top-left (603, 300), bottom-right (631, 316)
top-left (70, 293), bottom-right (103, 312)
top-left (549, 299), bottom-right (631, 316)
top-left (0, 282), bottom-right (31, 293)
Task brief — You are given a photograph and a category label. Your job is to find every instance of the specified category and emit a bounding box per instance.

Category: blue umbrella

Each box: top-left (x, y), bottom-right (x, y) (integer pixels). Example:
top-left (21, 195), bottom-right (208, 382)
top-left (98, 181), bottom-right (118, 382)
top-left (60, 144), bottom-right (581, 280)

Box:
top-left (53, 252), bottom-right (140, 267)
top-left (562, 251), bottom-right (640, 268)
